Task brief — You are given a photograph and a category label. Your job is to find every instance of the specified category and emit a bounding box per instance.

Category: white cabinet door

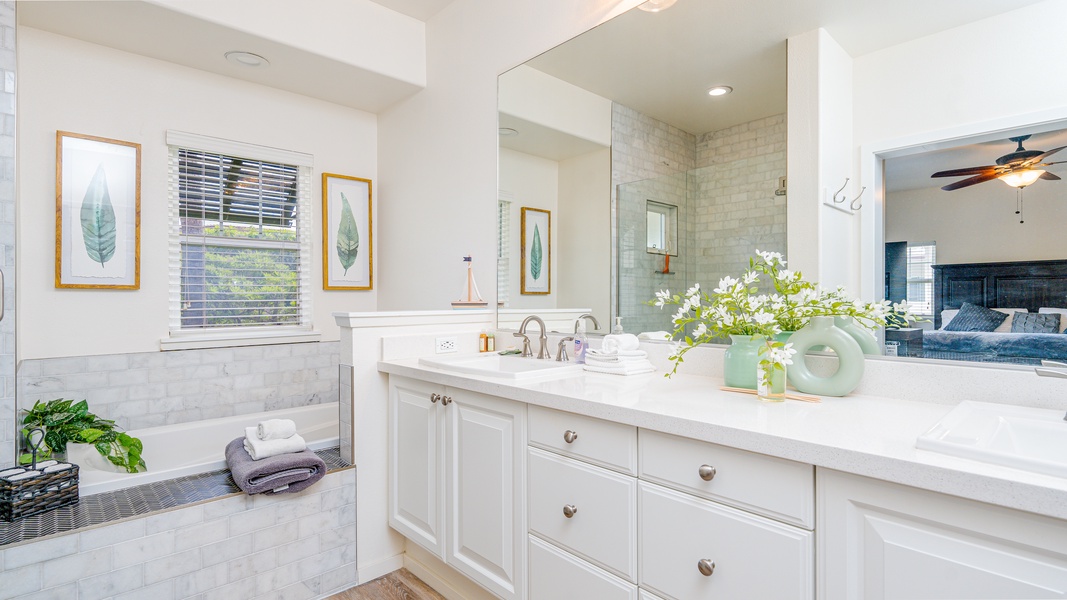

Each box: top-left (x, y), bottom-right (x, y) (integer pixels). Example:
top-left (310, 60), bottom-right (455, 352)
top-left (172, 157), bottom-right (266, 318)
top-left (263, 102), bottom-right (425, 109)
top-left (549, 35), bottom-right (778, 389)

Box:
top-left (388, 376), bottom-right (445, 557)
top-left (639, 481), bottom-right (813, 600)
top-left (818, 468), bottom-right (1067, 600)
top-left (528, 536), bottom-right (638, 600)
top-left (446, 388), bottom-right (526, 600)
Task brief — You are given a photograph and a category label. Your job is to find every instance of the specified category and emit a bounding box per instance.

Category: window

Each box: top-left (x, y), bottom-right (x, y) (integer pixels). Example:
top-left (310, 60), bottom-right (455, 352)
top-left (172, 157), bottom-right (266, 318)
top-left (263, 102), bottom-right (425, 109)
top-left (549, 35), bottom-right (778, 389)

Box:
top-left (906, 242), bottom-right (936, 316)
top-left (497, 197), bottom-right (511, 307)
top-left (166, 132), bottom-right (314, 346)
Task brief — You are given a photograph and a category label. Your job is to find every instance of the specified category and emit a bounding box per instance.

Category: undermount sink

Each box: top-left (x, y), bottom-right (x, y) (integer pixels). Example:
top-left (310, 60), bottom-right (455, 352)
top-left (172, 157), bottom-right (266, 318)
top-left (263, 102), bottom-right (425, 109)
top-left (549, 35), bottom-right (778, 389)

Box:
top-left (916, 400), bottom-right (1067, 478)
top-left (419, 354), bottom-right (584, 380)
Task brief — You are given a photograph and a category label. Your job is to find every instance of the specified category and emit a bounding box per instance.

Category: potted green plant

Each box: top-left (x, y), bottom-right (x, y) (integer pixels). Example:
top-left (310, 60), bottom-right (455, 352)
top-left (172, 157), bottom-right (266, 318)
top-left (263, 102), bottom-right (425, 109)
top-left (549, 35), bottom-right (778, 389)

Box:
top-left (20, 399), bottom-right (146, 474)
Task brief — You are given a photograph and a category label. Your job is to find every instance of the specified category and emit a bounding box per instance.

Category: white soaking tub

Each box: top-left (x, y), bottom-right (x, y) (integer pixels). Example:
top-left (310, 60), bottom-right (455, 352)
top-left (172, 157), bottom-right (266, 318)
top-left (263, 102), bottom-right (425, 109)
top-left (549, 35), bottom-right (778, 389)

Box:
top-left (68, 403), bottom-right (340, 496)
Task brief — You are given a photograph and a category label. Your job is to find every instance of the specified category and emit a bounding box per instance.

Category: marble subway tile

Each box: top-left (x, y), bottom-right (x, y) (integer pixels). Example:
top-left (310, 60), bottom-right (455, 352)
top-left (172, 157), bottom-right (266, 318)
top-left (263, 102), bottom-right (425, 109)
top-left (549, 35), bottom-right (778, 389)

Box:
top-left (78, 520), bottom-right (145, 551)
top-left (143, 548), bottom-right (202, 585)
top-left (145, 505), bottom-right (204, 535)
top-left (113, 530), bottom-right (176, 569)
top-left (3, 535), bottom-right (80, 569)
top-left (76, 565), bottom-right (143, 600)
top-left (39, 547), bottom-right (111, 587)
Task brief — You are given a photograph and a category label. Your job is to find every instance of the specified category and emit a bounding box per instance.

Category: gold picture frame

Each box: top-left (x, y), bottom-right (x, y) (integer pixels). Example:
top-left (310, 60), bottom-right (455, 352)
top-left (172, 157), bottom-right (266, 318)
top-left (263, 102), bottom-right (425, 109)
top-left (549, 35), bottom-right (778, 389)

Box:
top-left (322, 172), bottom-right (373, 290)
top-left (520, 207), bottom-right (550, 295)
top-left (55, 131), bottom-right (141, 289)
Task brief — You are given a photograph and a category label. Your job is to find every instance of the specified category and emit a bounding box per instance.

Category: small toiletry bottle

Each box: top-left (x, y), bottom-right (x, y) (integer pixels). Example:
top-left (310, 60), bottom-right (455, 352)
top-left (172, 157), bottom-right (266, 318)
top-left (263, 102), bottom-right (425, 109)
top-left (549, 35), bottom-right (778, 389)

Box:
top-left (573, 321), bottom-right (588, 364)
top-left (479, 331), bottom-right (488, 353)
top-left (487, 333), bottom-right (495, 352)
top-left (612, 317), bottom-right (624, 334)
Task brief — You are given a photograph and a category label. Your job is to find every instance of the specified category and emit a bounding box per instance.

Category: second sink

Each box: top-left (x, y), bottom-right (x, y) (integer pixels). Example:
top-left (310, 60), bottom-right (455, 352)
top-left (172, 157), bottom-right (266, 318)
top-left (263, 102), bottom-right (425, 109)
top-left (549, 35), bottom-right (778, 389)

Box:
top-left (419, 354), bottom-right (584, 381)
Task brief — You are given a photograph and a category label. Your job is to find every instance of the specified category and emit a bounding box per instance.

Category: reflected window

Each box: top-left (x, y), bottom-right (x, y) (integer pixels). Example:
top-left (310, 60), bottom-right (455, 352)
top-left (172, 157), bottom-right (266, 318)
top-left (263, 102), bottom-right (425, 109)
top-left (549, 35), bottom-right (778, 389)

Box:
top-left (646, 200), bottom-right (678, 255)
top-left (498, 199), bottom-right (511, 307)
top-left (906, 243), bottom-right (936, 316)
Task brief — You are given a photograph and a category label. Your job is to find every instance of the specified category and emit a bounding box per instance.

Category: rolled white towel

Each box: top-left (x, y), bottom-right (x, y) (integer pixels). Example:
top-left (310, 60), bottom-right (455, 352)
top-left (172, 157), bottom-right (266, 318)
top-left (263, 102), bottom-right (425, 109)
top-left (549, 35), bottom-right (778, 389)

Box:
top-left (586, 349), bottom-right (647, 362)
top-left (7, 470), bottom-right (41, 481)
top-left (638, 331), bottom-right (672, 341)
top-left (0, 467), bottom-right (25, 478)
top-left (257, 419), bottom-right (297, 441)
top-left (243, 426), bottom-right (307, 461)
top-left (583, 361), bottom-right (655, 376)
top-left (34, 460), bottom-right (58, 469)
top-left (43, 463), bottom-right (73, 474)
top-left (601, 334), bottom-right (640, 354)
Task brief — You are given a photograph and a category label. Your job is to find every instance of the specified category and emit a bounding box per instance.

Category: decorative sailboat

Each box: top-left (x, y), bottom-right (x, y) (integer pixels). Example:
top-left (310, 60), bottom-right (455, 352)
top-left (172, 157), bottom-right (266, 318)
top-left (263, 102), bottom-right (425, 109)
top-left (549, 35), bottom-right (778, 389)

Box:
top-left (451, 255), bottom-right (489, 309)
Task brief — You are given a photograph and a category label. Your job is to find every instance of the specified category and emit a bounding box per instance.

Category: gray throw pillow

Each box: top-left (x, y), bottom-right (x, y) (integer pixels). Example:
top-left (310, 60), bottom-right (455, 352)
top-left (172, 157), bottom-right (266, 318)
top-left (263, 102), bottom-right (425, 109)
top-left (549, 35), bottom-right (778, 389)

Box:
top-left (943, 302), bottom-right (1009, 332)
top-left (1011, 311), bottom-right (1061, 334)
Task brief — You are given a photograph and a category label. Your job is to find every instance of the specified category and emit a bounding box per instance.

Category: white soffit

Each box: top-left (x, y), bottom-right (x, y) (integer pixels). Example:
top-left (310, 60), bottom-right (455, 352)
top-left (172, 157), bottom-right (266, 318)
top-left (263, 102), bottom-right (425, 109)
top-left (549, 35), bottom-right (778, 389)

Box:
top-left (18, 0), bottom-right (426, 114)
top-left (367, 0), bottom-right (456, 21)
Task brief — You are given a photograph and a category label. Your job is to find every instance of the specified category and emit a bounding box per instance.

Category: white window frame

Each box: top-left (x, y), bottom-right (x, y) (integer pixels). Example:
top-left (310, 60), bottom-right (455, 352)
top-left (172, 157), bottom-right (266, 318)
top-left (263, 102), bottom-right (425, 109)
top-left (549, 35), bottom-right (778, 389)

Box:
top-left (162, 131), bottom-right (319, 350)
top-left (906, 242), bottom-right (936, 317)
top-left (498, 194), bottom-right (512, 307)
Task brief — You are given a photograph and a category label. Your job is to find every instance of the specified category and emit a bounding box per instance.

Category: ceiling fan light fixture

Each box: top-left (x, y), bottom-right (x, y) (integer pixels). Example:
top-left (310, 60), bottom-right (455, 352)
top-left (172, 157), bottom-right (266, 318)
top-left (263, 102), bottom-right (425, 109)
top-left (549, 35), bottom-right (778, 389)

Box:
top-left (638, 0), bottom-right (677, 12)
top-left (706, 85), bottom-right (733, 97)
top-left (999, 169), bottom-right (1044, 188)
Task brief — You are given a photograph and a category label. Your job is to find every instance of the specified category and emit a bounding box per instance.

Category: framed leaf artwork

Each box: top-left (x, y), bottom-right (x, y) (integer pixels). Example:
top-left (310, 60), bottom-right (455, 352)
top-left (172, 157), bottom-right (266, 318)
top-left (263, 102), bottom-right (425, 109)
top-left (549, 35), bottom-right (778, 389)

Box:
top-left (521, 207), bottom-right (550, 295)
top-left (55, 131), bottom-right (141, 289)
top-left (322, 173), bottom-right (372, 290)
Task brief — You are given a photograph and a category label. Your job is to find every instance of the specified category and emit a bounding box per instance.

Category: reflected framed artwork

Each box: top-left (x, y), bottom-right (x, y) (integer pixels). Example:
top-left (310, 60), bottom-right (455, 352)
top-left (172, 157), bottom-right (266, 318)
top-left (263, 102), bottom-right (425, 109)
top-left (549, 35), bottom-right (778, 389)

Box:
top-left (55, 131), bottom-right (141, 289)
top-left (521, 207), bottom-right (550, 295)
top-left (322, 173), bottom-right (372, 290)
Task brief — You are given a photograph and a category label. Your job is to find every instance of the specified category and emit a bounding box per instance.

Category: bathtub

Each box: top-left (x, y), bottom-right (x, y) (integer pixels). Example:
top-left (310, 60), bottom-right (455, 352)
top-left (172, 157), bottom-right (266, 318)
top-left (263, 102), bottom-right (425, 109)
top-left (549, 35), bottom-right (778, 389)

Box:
top-left (68, 403), bottom-right (340, 496)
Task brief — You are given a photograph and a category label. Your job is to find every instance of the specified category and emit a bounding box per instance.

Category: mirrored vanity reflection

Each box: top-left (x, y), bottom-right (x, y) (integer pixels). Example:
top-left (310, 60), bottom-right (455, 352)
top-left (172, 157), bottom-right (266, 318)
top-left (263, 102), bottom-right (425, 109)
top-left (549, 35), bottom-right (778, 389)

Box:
top-left (497, 0), bottom-right (1067, 369)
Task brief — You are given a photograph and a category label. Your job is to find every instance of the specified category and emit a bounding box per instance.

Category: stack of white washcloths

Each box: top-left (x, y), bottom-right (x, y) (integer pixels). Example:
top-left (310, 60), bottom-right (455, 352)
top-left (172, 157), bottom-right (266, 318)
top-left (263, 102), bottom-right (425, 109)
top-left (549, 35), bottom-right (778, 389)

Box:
top-left (243, 419), bottom-right (307, 460)
top-left (583, 333), bottom-right (655, 375)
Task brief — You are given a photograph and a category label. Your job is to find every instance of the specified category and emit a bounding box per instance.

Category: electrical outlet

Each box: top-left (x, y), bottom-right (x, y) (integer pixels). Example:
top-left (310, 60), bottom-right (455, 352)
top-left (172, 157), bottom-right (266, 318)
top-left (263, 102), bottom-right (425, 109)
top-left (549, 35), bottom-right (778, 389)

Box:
top-left (435, 336), bottom-right (458, 354)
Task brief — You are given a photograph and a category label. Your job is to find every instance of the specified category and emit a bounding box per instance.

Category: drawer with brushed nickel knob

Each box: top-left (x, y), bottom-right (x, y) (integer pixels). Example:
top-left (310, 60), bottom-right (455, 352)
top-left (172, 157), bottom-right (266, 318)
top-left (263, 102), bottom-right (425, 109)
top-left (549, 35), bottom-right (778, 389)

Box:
top-left (528, 447), bottom-right (638, 582)
top-left (638, 429), bottom-right (814, 528)
top-left (528, 405), bottom-right (637, 474)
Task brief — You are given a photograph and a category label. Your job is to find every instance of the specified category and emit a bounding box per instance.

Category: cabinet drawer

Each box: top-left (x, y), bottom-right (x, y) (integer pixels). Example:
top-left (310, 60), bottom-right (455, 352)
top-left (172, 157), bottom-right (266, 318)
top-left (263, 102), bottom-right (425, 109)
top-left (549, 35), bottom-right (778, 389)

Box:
top-left (529, 405), bottom-right (637, 474)
top-left (529, 536), bottom-right (638, 600)
top-left (528, 447), bottom-right (638, 581)
top-left (639, 429), bottom-right (813, 528)
top-left (638, 482), bottom-right (813, 600)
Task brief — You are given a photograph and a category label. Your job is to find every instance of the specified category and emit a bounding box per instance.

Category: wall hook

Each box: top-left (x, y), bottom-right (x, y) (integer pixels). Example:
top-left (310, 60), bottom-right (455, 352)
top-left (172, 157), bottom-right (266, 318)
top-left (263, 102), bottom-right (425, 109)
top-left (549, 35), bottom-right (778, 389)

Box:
top-left (849, 186), bottom-right (867, 211)
top-left (832, 178), bottom-right (850, 204)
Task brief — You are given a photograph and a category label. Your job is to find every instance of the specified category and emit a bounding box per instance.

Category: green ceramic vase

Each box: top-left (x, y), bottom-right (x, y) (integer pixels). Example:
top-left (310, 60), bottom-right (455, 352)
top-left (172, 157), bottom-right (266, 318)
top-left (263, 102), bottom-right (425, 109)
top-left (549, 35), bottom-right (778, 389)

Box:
top-left (786, 316), bottom-right (865, 396)
top-left (834, 316), bottom-right (882, 355)
top-left (724, 335), bottom-right (785, 398)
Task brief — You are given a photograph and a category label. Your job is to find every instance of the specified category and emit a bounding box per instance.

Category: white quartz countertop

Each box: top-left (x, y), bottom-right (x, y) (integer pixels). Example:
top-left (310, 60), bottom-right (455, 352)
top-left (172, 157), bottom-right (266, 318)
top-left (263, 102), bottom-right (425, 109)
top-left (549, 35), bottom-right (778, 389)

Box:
top-left (378, 356), bottom-right (1067, 520)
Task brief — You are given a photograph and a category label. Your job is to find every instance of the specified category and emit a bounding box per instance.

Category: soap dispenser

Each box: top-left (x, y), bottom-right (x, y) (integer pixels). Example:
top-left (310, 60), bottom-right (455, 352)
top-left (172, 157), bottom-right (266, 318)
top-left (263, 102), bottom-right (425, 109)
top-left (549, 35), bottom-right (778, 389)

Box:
top-left (573, 320), bottom-right (588, 364)
top-left (612, 317), bottom-right (625, 334)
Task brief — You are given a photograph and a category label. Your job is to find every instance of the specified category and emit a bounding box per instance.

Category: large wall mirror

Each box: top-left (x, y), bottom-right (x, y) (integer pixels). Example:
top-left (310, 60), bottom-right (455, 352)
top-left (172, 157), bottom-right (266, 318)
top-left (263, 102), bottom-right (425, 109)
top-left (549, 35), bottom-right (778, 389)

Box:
top-left (496, 0), bottom-right (1062, 371)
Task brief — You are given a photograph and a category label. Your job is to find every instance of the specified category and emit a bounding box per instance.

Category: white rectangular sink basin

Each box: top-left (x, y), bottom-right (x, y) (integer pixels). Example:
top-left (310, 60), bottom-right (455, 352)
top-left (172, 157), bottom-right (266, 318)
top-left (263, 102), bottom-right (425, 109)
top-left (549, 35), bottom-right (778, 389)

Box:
top-left (916, 401), bottom-right (1067, 478)
top-left (419, 354), bottom-right (584, 380)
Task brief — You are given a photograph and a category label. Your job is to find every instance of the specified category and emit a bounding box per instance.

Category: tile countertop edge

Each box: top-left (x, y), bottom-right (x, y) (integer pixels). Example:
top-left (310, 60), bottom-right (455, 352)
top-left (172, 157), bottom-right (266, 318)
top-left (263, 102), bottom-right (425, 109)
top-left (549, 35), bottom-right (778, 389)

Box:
top-left (378, 358), bottom-right (1067, 521)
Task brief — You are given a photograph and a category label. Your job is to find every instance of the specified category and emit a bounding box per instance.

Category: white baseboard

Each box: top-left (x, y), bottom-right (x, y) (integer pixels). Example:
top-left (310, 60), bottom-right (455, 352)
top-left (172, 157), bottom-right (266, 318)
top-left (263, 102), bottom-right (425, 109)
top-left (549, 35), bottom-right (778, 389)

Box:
top-left (356, 553), bottom-right (406, 585)
top-left (402, 545), bottom-right (499, 600)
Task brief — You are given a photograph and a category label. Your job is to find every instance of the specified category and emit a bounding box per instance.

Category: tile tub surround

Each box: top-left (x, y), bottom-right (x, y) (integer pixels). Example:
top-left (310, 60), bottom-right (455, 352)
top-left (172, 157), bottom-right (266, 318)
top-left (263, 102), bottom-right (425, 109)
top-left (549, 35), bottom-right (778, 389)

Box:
top-left (0, 466), bottom-right (356, 600)
top-left (17, 341), bottom-right (340, 431)
top-left (379, 345), bottom-right (1067, 521)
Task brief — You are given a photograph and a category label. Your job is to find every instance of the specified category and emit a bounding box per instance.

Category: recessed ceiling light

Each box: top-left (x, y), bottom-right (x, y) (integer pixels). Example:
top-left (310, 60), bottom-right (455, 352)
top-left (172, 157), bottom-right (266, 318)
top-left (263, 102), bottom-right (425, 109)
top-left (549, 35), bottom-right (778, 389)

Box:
top-left (706, 86), bottom-right (733, 97)
top-left (638, 0), bottom-right (677, 12)
top-left (225, 51), bottom-right (270, 69)
top-left (499, 128), bottom-right (519, 137)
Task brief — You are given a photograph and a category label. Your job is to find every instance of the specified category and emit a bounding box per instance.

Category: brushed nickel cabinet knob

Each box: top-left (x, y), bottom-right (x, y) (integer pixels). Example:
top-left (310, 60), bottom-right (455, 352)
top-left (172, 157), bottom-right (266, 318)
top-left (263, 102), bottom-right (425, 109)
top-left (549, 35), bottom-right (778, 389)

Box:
top-left (563, 504), bottom-right (578, 518)
top-left (697, 559), bottom-right (716, 576)
top-left (441, 395), bottom-right (453, 406)
top-left (563, 430), bottom-right (578, 444)
top-left (430, 393), bottom-right (440, 403)
top-left (698, 464), bottom-right (717, 481)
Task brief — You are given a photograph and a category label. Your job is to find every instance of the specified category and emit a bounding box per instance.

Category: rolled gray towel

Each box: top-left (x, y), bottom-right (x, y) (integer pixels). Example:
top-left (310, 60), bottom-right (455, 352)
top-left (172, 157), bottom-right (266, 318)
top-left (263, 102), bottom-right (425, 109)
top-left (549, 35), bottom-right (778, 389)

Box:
top-left (224, 437), bottom-right (326, 495)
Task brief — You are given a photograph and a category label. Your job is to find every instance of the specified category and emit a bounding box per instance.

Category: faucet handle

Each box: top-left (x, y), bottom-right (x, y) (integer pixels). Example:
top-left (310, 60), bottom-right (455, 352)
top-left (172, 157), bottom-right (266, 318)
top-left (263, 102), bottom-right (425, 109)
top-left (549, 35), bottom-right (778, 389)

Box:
top-left (513, 332), bottom-right (532, 357)
top-left (556, 336), bottom-right (575, 362)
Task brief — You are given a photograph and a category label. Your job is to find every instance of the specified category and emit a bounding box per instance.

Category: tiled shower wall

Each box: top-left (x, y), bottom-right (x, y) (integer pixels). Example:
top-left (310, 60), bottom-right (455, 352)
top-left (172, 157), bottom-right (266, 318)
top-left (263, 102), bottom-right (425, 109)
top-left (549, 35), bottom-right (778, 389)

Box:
top-left (611, 103), bottom-right (695, 334)
top-left (0, 2), bottom-right (14, 467)
top-left (613, 106), bottom-right (787, 334)
top-left (17, 342), bottom-right (340, 431)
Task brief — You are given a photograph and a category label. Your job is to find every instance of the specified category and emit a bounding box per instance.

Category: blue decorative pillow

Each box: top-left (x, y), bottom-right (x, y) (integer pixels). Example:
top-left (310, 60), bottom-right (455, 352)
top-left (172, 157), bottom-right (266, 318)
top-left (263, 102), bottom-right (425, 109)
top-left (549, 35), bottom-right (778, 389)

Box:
top-left (943, 302), bottom-right (1009, 332)
top-left (1011, 312), bottom-right (1061, 334)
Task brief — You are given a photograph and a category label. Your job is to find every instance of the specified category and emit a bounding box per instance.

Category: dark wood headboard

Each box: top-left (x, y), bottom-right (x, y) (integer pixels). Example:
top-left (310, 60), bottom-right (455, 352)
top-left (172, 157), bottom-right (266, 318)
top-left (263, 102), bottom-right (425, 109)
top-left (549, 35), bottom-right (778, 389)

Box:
top-left (932, 259), bottom-right (1067, 328)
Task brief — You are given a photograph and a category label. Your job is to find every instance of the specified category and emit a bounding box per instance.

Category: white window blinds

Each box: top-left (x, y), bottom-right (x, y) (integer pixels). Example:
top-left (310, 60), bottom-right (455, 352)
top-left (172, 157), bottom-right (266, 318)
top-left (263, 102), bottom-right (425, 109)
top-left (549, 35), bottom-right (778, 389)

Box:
top-left (906, 242), bottom-right (936, 316)
top-left (498, 198), bottom-right (511, 307)
top-left (167, 133), bottom-right (313, 333)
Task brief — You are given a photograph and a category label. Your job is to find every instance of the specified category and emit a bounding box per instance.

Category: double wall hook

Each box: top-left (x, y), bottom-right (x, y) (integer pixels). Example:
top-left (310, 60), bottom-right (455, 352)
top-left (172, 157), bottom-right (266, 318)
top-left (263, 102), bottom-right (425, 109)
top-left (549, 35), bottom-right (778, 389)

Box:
top-left (831, 177), bottom-right (867, 211)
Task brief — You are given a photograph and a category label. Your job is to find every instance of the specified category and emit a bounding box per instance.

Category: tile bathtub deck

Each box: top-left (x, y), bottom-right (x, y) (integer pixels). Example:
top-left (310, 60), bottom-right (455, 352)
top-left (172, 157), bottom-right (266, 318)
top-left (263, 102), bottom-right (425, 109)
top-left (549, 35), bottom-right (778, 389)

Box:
top-left (0, 447), bottom-right (350, 547)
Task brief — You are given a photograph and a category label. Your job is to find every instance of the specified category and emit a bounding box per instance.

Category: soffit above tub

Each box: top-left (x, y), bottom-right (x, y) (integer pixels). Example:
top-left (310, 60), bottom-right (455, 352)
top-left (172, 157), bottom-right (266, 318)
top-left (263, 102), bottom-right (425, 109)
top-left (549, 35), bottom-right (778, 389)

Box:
top-left (368, 0), bottom-right (457, 21)
top-left (17, 0), bottom-right (426, 114)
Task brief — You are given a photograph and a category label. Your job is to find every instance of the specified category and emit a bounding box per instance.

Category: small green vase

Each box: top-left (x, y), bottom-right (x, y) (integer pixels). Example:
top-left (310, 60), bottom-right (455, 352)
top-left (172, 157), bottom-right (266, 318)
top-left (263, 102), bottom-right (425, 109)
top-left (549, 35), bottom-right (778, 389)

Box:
top-left (724, 334), bottom-right (764, 390)
top-left (787, 316), bottom-right (865, 396)
top-left (834, 316), bottom-right (882, 355)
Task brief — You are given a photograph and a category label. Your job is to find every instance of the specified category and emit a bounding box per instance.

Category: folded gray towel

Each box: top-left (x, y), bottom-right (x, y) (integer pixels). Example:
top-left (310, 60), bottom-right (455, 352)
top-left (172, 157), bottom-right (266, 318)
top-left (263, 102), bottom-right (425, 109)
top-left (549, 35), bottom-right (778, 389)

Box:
top-left (225, 437), bottom-right (326, 495)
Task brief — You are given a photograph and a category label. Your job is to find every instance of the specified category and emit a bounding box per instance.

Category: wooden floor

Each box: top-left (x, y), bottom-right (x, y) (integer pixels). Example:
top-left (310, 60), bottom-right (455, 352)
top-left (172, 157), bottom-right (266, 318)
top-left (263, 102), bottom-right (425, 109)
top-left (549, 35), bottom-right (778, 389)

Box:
top-left (327, 568), bottom-right (446, 600)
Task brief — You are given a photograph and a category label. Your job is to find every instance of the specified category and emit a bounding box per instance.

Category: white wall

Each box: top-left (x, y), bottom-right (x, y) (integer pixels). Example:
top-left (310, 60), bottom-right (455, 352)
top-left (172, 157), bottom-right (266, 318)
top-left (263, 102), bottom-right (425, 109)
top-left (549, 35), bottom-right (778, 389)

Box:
top-left (376, 0), bottom-right (644, 311)
top-left (18, 28), bottom-right (379, 359)
top-left (557, 147), bottom-right (611, 323)
top-left (498, 64), bottom-right (612, 146)
top-left (886, 185), bottom-right (1067, 265)
top-left (499, 148), bottom-right (558, 309)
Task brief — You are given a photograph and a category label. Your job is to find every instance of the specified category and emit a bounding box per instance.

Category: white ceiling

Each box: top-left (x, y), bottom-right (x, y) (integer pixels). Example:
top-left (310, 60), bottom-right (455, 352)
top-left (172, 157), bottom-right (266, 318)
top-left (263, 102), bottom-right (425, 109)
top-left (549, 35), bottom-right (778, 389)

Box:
top-left (521, 0), bottom-right (1045, 138)
top-left (368, 0), bottom-right (455, 21)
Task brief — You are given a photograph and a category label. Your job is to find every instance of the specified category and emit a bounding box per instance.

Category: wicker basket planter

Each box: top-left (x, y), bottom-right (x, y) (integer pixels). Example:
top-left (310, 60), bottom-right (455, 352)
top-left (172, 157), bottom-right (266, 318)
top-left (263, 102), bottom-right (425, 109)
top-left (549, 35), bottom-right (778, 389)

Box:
top-left (0, 465), bottom-right (79, 521)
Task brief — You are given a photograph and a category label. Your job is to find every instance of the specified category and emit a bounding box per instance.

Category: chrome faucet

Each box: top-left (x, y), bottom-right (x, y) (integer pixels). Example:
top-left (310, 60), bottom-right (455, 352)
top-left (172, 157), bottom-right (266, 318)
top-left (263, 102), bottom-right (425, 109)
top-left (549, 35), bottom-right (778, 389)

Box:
top-left (1034, 360), bottom-right (1067, 421)
top-left (574, 313), bottom-right (601, 334)
top-left (515, 315), bottom-right (550, 359)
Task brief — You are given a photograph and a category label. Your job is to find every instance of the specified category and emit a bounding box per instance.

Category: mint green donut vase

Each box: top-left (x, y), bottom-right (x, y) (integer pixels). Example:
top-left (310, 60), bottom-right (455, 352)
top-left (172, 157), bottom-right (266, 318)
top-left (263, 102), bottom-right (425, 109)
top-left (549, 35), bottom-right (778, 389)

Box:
top-left (834, 316), bottom-right (882, 355)
top-left (787, 316), bottom-right (865, 396)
